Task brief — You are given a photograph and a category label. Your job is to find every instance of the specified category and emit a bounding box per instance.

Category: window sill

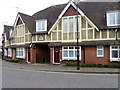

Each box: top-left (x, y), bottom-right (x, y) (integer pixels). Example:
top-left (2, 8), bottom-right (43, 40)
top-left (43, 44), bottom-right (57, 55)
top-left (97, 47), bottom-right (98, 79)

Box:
top-left (110, 58), bottom-right (120, 62)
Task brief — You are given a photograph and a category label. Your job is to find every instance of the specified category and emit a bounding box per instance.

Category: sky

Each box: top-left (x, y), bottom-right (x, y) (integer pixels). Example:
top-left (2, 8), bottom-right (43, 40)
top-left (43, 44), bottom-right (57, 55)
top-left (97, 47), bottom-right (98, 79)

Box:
top-left (0, 0), bottom-right (70, 45)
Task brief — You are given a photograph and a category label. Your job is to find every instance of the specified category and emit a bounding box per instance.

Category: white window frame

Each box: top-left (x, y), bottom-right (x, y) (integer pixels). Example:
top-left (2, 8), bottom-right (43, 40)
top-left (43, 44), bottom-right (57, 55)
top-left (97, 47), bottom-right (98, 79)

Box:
top-left (62, 46), bottom-right (81, 60)
top-left (97, 46), bottom-right (104, 57)
top-left (107, 11), bottom-right (120, 26)
top-left (8, 48), bottom-right (12, 57)
top-left (36, 19), bottom-right (47, 32)
top-left (63, 15), bottom-right (80, 33)
top-left (110, 46), bottom-right (120, 62)
top-left (16, 48), bottom-right (25, 59)
top-left (4, 49), bottom-right (7, 56)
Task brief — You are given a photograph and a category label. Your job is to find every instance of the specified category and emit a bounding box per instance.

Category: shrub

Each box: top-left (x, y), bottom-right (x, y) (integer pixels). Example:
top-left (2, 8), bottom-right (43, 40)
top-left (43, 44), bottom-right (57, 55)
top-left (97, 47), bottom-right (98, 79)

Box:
top-left (9, 59), bottom-right (20, 63)
top-left (103, 65), bottom-right (110, 67)
top-left (96, 64), bottom-right (103, 67)
top-left (110, 64), bottom-right (119, 68)
top-left (65, 62), bottom-right (77, 67)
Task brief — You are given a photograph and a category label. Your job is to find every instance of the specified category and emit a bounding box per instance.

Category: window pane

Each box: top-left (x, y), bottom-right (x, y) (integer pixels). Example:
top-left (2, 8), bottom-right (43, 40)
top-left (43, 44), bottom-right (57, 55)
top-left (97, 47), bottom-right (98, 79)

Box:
top-left (98, 46), bottom-right (103, 49)
top-left (64, 47), bottom-right (68, 49)
top-left (69, 51), bottom-right (74, 57)
top-left (75, 50), bottom-right (79, 57)
top-left (109, 13), bottom-right (116, 25)
top-left (118, 12), bottom-right (120, 24)
top-left (69, 47), bottom-right (73, 49)
top-left (69, 18), bottom-right (73, 32)
top-left (63, 19), bottom-right (67, 32)
top-left (42, 21), bottom-right (45, 30)
top-left (112, 50), bottom-right (118, 58)
top-left (63, 51), bottom-right (68, 57)
top-left (98, 50), bottom-right (102, 55)
top-left (112, 46), bottom-right (118, 49)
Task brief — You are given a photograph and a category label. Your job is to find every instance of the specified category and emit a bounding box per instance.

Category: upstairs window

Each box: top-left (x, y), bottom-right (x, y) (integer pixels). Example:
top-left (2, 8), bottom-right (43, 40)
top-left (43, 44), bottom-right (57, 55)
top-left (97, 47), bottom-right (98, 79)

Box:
top-left (69, 17), bottom-right (74, 32)
top-left (107, 11), bottom-right (120, 26)
top-left (36, 20), bottom-right (47, 32)
top-left (63, 18), bottom-right (67, 32)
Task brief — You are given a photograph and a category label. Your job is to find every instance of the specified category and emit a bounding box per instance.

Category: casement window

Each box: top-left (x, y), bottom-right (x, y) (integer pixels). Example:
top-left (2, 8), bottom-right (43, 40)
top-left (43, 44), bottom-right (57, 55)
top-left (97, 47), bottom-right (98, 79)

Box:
top-left (62, 46), bottom-right (81, 60)
top-left (16, 48), bottom-right (25, 59)
top-left (97, 46), bottom-right (104, 57)
top-left (36, 20), bottom-right (47, 32)
top-left (107, 11), bottom-right (120, 26)
top-left (63, 18), bottom-right (67, 32)
top-left (69, 17), bottom-right (74, 32)
top-left (4, 49), bottom-right (7, 56)
top-left (8, 48), bottom-right (12, 57)
top-left (63, 16), bottom-right (80, 33)
top-left (75, 17), bottom-right (80, 31)
top-left (110, 46), bottom-right (120, 62)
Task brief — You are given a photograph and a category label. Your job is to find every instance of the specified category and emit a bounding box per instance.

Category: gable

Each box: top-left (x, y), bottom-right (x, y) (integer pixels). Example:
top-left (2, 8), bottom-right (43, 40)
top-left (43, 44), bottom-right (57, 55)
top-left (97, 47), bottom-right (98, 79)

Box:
top-left (63, 5), bottom-right (80, 17)
top-left (16, 18), bottom-right (23, 25)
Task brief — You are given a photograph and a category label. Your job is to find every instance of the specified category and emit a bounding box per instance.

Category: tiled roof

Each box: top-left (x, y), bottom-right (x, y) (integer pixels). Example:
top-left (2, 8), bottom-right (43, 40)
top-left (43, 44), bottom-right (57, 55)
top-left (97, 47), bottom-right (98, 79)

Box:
top-left (48, 40), bottom-right (118, 46)
top-left (4, 25), bottom-right (13, 40)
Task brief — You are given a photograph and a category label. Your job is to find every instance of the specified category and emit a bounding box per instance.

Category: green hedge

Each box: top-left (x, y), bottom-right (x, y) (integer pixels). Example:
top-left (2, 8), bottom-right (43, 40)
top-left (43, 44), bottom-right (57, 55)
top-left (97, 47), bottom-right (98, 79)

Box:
top-left (65, 62), bottom-right (120, 68)
top-left (3, 57), bottom-right (20, 63)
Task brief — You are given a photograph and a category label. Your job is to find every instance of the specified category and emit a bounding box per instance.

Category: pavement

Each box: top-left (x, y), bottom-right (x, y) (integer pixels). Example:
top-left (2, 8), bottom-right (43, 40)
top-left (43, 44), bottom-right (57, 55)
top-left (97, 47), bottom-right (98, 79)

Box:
top-left (2, 60), bottom-right (120, 74)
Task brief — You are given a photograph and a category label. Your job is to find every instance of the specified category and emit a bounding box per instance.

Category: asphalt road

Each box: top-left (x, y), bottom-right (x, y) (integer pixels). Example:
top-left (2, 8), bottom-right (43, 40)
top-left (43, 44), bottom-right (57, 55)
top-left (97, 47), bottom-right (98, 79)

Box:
top-left (2, 67), bottom-right (119, 88)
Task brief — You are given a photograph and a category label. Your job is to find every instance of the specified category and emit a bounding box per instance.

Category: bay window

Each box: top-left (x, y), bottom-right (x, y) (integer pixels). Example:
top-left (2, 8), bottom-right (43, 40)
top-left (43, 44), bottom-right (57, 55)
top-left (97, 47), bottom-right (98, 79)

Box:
top-left (110, 46), bottom-right (120, 62)
top-left (16, 48), bottom-right (25, 59)
top-left (62, 46), bottom-right (81, 60)
top-left (69, 18), bottom-right (74, 32)
top-left (63, 18), bottom-right (67, 32)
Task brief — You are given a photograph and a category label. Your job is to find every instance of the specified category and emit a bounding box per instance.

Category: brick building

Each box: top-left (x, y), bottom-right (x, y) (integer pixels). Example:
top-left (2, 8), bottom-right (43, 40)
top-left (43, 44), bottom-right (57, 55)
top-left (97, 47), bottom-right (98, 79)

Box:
top-left (3, 1), bottom-right (120, 65)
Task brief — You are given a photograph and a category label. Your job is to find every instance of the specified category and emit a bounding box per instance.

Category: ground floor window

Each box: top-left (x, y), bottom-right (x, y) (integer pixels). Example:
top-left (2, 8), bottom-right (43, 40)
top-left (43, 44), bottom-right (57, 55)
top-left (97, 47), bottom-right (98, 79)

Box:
top-left (97, 46), bottom-right (104, 57)
top-left (62, 46), bottom-right (81, 60)
top-left (8, 48), bottom-right (12, 57)
top-left (4, 49), bottom-right (7, 56)
top-left (16, 48), bottom-right (25, 59)
top-left (110, 46), bottom-right (120, 61)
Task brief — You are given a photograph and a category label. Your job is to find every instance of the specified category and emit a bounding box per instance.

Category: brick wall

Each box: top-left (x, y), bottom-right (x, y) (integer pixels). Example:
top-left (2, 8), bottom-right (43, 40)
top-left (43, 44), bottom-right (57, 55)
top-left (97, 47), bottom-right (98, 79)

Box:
top-left (63, 5), bottom-right (80, 16)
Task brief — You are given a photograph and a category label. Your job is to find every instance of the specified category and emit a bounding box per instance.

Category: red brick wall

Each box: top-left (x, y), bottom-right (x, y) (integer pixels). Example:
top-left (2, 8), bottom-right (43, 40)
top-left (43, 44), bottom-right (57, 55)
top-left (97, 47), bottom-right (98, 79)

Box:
top-left (12, 48), bottom-right (16, 59)
top-left (50, 48), bottom-right (53, 64)
top-left (17, 18), bottom-right (23, 25)
top-left (30, 48), bottom-right (35, 63)
top-left (63, 5), bottom-right (80, 16)
top-left (84, 46), bottom-right (118, 65)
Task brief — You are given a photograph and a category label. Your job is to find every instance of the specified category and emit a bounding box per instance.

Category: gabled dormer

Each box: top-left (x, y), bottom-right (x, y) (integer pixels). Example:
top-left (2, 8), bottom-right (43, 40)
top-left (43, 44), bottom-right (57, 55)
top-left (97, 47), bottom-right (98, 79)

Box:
top-left (107, 10), bottom-right (120, 27)
top-left (36, 19), bottom-right (47, 32)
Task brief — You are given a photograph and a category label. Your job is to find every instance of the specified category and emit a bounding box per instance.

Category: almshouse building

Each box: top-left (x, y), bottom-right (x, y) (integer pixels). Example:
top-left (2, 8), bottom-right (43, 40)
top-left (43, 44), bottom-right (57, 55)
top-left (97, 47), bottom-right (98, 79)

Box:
top-left (3, 1), bottom-right (120, 65)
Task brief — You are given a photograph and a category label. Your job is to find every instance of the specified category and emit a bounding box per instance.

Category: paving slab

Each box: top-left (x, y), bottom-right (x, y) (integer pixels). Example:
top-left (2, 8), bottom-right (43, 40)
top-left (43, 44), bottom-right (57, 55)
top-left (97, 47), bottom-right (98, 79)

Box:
top-left (2, 60), bottom-right (120, 74)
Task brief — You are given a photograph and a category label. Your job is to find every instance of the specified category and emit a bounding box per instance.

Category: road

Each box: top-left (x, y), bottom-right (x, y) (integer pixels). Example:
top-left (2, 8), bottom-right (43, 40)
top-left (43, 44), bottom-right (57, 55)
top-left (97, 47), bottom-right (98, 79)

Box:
top-left (2, 67), bottom-right (119, 88)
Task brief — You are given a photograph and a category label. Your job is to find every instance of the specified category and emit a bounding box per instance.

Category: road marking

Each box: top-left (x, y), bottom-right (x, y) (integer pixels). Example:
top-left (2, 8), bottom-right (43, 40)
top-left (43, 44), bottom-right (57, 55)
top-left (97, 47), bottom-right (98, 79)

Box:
top-left (2, 66), bottom-right (119, 76)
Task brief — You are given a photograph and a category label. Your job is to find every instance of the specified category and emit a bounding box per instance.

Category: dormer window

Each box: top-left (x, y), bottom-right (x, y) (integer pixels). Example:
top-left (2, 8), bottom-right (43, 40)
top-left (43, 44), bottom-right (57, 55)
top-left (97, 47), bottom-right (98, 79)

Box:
top-left (36, 20), bottom-right (47, 32)
top-left (107, 11), bottom-right (120, 26)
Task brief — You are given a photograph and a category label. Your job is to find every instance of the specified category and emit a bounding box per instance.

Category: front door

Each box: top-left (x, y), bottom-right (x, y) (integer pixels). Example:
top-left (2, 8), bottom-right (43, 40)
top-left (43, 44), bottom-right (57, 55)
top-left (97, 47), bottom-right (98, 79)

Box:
top-left (54, 47), bottom-right (60, 64)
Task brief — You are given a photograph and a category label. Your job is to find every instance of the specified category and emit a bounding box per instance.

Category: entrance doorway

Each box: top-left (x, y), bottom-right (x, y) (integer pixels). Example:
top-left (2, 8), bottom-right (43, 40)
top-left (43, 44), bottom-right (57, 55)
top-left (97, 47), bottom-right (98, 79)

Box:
top-left (54, 47), bottom-right (60, 64)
